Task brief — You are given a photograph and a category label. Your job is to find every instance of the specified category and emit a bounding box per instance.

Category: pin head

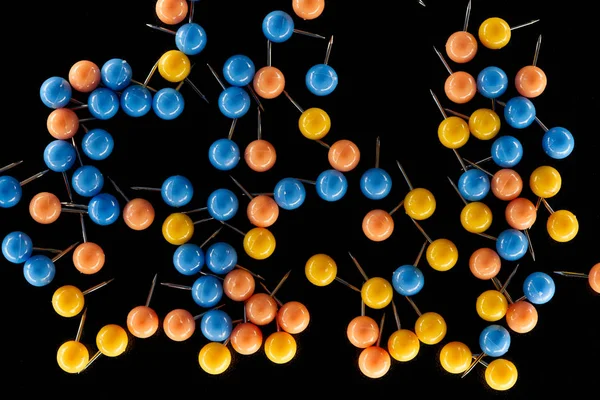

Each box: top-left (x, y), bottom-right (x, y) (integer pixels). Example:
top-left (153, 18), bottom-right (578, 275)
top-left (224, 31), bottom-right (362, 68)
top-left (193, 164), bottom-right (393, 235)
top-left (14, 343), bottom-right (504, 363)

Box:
top-left (478, 17), bottom-right (511, 49)
top-left (223, 54), bottom-right (255, 87)
top-left (200, 309), bottom-right (232, 342)
top-left (458, 169), bottom-right (491, 201)
top-left (361, 277), bottom-right (393, 309)
top-left (162, 213), bottom-right (194, 245)
top-left (176, 23), bottom-right (207, 55)
top-left (523, 272), bottom-right (555, 304)
top-left (52, 285), bottom-right (84, 318)
top-left (445, 31), bottom-right (478, 64)
top-left (491, 135), bottom-right (523, 168)
top-left (589, 264), bottom-right (600, 294)
top-left (123, 198), bottom-right (155, 230)
top-left (358, 346), bottom-right (391, 379)
top-left (153, 88), bottom-right (184, 120)
top-left (460, 201), bottom-right (493, 233)
top-left (40, 76), bottom-right (71, 109)
top-left (438, 116), bottom-right (470, 149)
top-left (306, 64), bottom-right (338, 96)
top-left (426, 239), bottom-right (458, 272)
top-left (88, 87), bottom-right (120, 120)
top-left (405, 188), bottom-right (437, 220)
top-left (392, 265), bottom-right (424, 296)
top-left (485, 359), bottom-right (518, 391)
top-left (360, 168), bottom-right (392, 200)
top-left (100, 59), bottom-right (132, 91)
top-left (223, 268), bottom-right (255, 301)
top-left (206, 242), bottom-right (237, 275)
top-left (244, 140), bottom-right (277, 172)
top-left (347, 316), bottom-right (379, 348)
top-left (82, 128), bottom-right (114, 161)
top-left (477, 66), bottom-right (508, 99)
top-left (0, 176), bottom-right (21, 208)
top-left (506, 300), bottom-right (538, 333)
top-left (73, 242), bottom-right (105, 274)
top-left (23, 255), bottom-right (55, 286)
top-left (439, 341), bottom-right (472, 374)
top-left (496, 229), bottom-right (528, 261)
top-left (127, 305), bottom-right (159, 338)
top-left (469, 108), bottom-right (501, 140)
top-left (162, 175), bottom-right (193, 207)
top-left (69, 60), bottom-right (101, 93)
top-left (57, 341), bottom-right (89, 374)
top-left (274, 177), bottom-right (306, 210)
top-left (293, 0), bottom-right (325, 20)
top-left (72, 165), bottom-right (104, 197)
top-left (192, 275), bottom-right (223, 308)
top-left (231, 322), bottom-right (262, 355)
top-left (120, 85), bottom-right (152, 117)
top-left (505, 197), bottom-right (536, 230)
top-left (208, 138), bottom-right (240, 171)
top-left (207, 188), bottom-right (238, 221)
top-left (245, 293), bottom-right (278, 325)
top-left (414, 312), bottom-right (447, 345)
top-left (515, 65), bottom-right (547, 98)
top-left (316, 169), bottom-right (347, 202)
top-left (243, 227), bottom-right (276, 260)
top-left (262, 10), bottom-right (294, 43)
top-left (47, 108), bottom-right (79, 140)
top-left (265, 331), bottom-right (297, 364)
top-left (218, 87), bottom-right (251, 118)
top-left (328, 139), bottom-right (360, 172)
top-left (2, 231), bottom-right (32, 264)
top-left (158, 50), bottom-right (191, 83)
top-left (198, 342), bottom-right (231, 375)
top-left (480, 324), bottom-right (511, 358)
top-left (96, 324), bottom-right (128, 356)
top-left (387, 329), bottom-right (420, 362)
top-left (156, 0), bottom-right (188, 25)
top-left (529, 166), bottom-right (561, 198)
top-left (88, 193), bottom-right (120, 226)
top-left (542, 127), bottom-right (574, 160)
top-left (469, 248), bottom-right (501, 280)
top-left (277, 301), bottom-right (310, 334)
top-left (253, 66), bottom-right (285, 99)
top-left (299, 108), bottom-right (331, 140)
top-left (362, 209), bottom-right (394, 242)
top-left (247, 195), bottom-right (279, 228)
top-left (445, 71), bottom-right (476, 104)
top-left (492, 169), bottom-right (523, 201)
top-left (504, 96), bottom-right (536, 129)
top-left (173, 243), bottom-right (204, 275)
top-left (44, 139), bottom-right (76, 172)
top-left (305, 253), bottom-right (337, 286)
top-left (476, 290), bottom-right (508, 322)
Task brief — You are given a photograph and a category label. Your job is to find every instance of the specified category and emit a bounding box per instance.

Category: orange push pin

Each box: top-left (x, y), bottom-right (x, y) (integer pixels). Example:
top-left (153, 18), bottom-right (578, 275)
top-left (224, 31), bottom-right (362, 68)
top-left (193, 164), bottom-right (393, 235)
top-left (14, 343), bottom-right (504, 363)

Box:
top-left (230, 175), bottom-right (279, 228)
top-left (29, 192), bottom-right (63, 224)
top-left (362, 198), bottom-right (405, 242)
top-left (52, 278), bottom-right (114, 318)
top-left (223, 266), bottom-right (264, 302)
top-left (245, 270), bottom-right (290, 326)
top-left (47, 108), bottom-right (80, 140)
top-left (56, 308), bottom-right (90, 374)
top-left (245, 107), bottom-right (276, 172)
top-left (433, 47), bottom-right (476, 104)
top-left (469, 247), bottom-right (502, 282)
top-left (253, 40), bottom-right (285, 100)
top-left (347, 299), bottom-right (380, 349)
top-left (231, 306), bottom-right (263, 356)
top-left (313, 138), bottom-right (361, 172)
top-left (515, 35), bottom-right (547, 98)
top-left (109, 177), bottom-right (155, 231)
top-left (276, 299), bottom-right (310, 335)
top-left (68, 60), bottom-right (101, 93)
top-left (156, 0), bottom-right (188, 25)
top-left (163, 309), bottom-right (196, 342)
top-left (127, 273), bottom-right (160, 339)
top-left (293, 0), bottom-right (325, 20)
top-left (72, 212), bottom-right (106, 275)
top-left (554, 263), bottom-right (600, 294)
top-left (358, 313), bottom-right (391, 379)
top-left (506, 299), bottom-right (538, 334)
top-left (445, 1), bottom-right (477, 64)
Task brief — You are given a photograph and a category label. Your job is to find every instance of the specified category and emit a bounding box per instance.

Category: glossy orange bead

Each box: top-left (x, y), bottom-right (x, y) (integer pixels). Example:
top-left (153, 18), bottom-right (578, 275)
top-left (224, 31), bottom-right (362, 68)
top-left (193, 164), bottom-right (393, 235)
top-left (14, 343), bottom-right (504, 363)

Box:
top-left (469, 248), bottom-right (501, 280)
top-left (245, 293), bottom-right (277, 326)
top-left (29, 192), bottom-right (61, 224)
top-left (155, 0), bottom-right (188, 25)
top-left (362, 209), bottom-right (393, 242)
top-left (72, 242), bottom-right (105, 275)
top-left (253, 66), bottom-right (285, 99)
top-left (358, 346), bottom-right (391, 379)
top-left (506, 301), bottom-right (538, 333)
top-left (123, 198), bottom-right (155, 231)
top-left (347, 316), bottom-right (379, 348)
top-left (589, 263), bottom-right (600, 294)
top-left (127, 305), bottom-right (159, 338)
top-left (230, 322), bottom-right (263, 355)
top-left (163, 309), bottom-right (195, 341)
top-left (47, 108), bottom-right (79, 140)
top-left (328, 139), bottom-right (360, 172)
top-left (445, 31), bottom-right (478, 63)
top-left (247, 195), bottom-right (279, 228)
top-left (445, 71), bottom-right (476, 104)
top-left (223, 268), bottom-right (255, 301)
top-left (492, 169), bottom-right (523, 201)
top-left (276, 301), bottom-right (310, 334)
top-left (244, 140), bottom-right (276, 172)
top-left (515, 66), bottom-right (547, 98)
top-left (505, 197), bottom-right (537, 230)
top-left (292, 0), bottom-right (325, 20)
top-left (68, 60), bottom-right (101, 93)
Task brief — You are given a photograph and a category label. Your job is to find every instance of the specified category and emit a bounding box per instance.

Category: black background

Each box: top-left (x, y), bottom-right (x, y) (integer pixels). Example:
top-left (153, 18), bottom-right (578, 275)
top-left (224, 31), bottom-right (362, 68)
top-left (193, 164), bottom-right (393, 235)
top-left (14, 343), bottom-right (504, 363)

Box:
top-left (3, 0), bottom-right (597, 396)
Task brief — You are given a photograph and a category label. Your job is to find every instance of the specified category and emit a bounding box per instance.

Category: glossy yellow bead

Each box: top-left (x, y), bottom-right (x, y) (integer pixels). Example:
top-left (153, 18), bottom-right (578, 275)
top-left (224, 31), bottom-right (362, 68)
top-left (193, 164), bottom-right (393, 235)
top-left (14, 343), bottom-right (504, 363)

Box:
top-left (57, 341), bottom-right (89, 374)
top-left (305, 254), bottom-right (337, 286)
top-left (479, 17), bottom-right (511, 50)
top-left (469, 108), bottom-right (501, 140)
top-left (426, 238), bottom-right (458, 272)
top-left (264, 331), bottom-right (297, 364)
top-left (96, 324), bottom-right (128, 357)
top-left (52, 285), bottom-right (84, 318)
top-left (439, 341), bottom-right (472, 374)
top-left (460, 202), bottom-right (493, 233)
top-left (404, 188), bottom-right (436, 220)
top-left (198, 342), bottom-right (231, 375)
top-left (162, 213), bottom-right (194, 245)
top-left (530, 166), bottom-right (561, 198)
top-left (438, 116), bottom-right (470, 149)
top-left (361, 277), bottom-right (393, 309)
top-left (547, 210), bottom-right (578, 242)
top-left (387, 329), bottom-right (420, 362)
top-left (158, 50), bottom-right (191, 82)
top-left (414, 312), bottom-right (447, 345)
top-left (298, 108), bottom-right (331, 140)
top-left (243, 227), bottom-right (276, 260)
top-left (485, 359), bottom-right (518, 391)
top-left (476, 290), bottom-right (508, 322)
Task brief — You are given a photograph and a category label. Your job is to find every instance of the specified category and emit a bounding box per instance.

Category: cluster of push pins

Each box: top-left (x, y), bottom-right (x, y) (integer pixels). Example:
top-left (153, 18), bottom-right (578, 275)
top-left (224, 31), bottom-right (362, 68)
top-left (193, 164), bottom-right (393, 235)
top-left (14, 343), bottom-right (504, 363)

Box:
top-left (1, 0), bottom-right (597, 387)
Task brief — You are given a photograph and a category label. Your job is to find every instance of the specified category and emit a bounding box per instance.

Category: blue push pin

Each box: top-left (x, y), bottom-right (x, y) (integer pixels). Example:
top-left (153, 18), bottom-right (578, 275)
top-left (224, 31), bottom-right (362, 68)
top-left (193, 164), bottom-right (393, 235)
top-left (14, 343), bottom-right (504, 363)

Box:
top-left (131, 175), bottom-right (194, 207)
top-left (262, 10), bottom-right (325, 43)
top-left (200, 308), bottom-right (232, 342)
top-left (22, 242), bottom-right (79, 287)
top-left (360, 137), bottom-right (392, 200)
top-left (88, 87), bottom-right (120, 120)
top-left (479, 324), bottom-right (511, 357)
top-left (207, 63), bottom-right (251, 119)
top-left (223, 55), bottom-right (255, 87)
top-left (172, 226), bottom-right (223, 276)
top-left (306, 35), bottom-right (338, 96)
top-left (161, 276), bottom-right (224, 308)
top-left (40, 76), bottom-right (72, 109)
top-left (274, 177), bottom-right (306, 210)
top-left (496, 229), bottom-right (528, 261)
top-left (70, 138), bottom-right (104, 197)
top-left (457, 168), bottom-right (490, 202)
top-left (523, 271), bottom-right (555, 305)
top-left (101, 59), bottom-right (132, 91)
top-left (44, 139), bottom-right (77, 172)
top-left (491, 135), bottom-right (523, 168)
top-left (88, 193), bottom-right (120, 226)
top-left (153, 88), bottom-right (184, 120)
top-left (145, 22), bottom-right (207, 56)
top-left (207, 188), bottom-right (239, 221)
top-left (392, 241), bottom-right (427, 296)
top-left (2, 231), bottom-right (33, 264)
top-left (316, 169), bottom-right (347, 202)
top-left (477, 66), bottom-right (508, 99)
top-left (208, 119), bottom-right (240, 171)
top-left (120, 84), bottom-right (153, 117)
top-left (498, 97), bottom-right (536, 129)
top-left (0, 166), bottom-right (49, 208)
top-left (81, 127), bottom-right (114, 160)
top-left (206, 242), bottom-right (237, 275)
top-left (535, 117), bottom-right (575, 160)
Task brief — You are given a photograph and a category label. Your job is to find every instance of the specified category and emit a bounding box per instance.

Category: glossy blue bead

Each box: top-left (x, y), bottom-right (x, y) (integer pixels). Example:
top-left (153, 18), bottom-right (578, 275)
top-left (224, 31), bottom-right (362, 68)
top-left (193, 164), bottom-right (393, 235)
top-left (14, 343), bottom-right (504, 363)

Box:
top-left (360, 168), bottom-right (392, 200)
top-left (479, 325), bottom-right (511, 357)
top-left (82, 128), bottom-right (114, 161)
top-left (523, 272), bottom-right (555, 305)
top-left (218, 87), bottom-right (250, 119)
top-left (88, 193), bottom-right (120, 226)
top-left (101, 58), bottom-right (132, 91)
top-left (306, 64), bottom-right (338, 96)
top-left (207, 188), bottom-right (238, 221)
top-left (176, 23), bottom-right (207, 55)
top-left (206, 242), bottom-right (237, 275)
top-left (477, 66), bottom-right (508, 99)
top-left (192, 275), bottom-right (223, 308)
top-left (43, 140), bottom-right (76, 172)
top-left (153, 88), bottom-right (184, 120)
top-left (0, 176), bottom-right (21, 208)
top-left (316, 169), bottom-right (347, 202)
top-left (208, 139), bottom-right (240, 171)
top-left (120, 85), bottom-right (152, 117)
top-left (392, 265), bottom-right (424, 296)
top-left (504, 96), bottom-right (536, 129)
top-left (262, 10), bottom-right (294, 43)
top-left (173, 243), bottom-right (204, 276)
top-left (458, 169), bottom-right (490, 202)
top-left (88, 88), bottom-right (120, 120)
top-left (2, 231), bottom-right (33, 264)
top-left (200, 309), bottom-right (232, 342)
top-left (542, 127), bottom-right (574, 160)
top-left (274, 178), bottom-right (306, 210)
top-left (161, 175), bottom-right (193, 207)
top-left (23, 255), bottom-right (55, 287)
top-left (223, 55), bottom-right (255, 87)
top-left (491, 135), bottom-right (523, 168)
top-left (72, 165), bottom-right (104, 197)
top-left (40, 77), bottom-right (71, 109)
top-left (496, 229), bottom-right (528, 261)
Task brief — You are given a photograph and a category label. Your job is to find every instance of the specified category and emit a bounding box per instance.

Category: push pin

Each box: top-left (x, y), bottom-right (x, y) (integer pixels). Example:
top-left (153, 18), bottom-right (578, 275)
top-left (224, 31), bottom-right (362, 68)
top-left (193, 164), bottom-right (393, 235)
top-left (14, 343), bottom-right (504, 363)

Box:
top-left (52, 279), bottom-right (114, 318)
top-left (84, 323), bottom-right (129, 371)
top-left (346, 299), bottom-right (380, 349)
top-left (554, 263), bottom-right (600, 294)
top-left (396, 160), bottom-right (437, 220)
top-left (276, 299), bottom-right (310, 335)
top-left (127, 273), bottom-right (160, 338)
top-left (0, 167), bottom-right (49, 208)
top-left (433, 46), bottom-right (476, 104)
top-left (478, 16), bottom-right (539, 50)
top-left (162, 275), bottom-right (225, 308)
top-left (261, 10), bottom-right (325, 43)
top-left (155, 0), bottom-right (188, 25)
top-left (207, 63), bottom-right (251, 119)
top-left (283, 90), bottom-right (331, 140)
top-left (198, 340), bottom-right (232, 375)
top-left (304, 253), bottom-right (361, 292)
top-left (358, 313), bottom-right (391, 379)
top-left (535, 116), bottom-right (575, 160)
top-left (208, 119), bottom-right (240, 171)
top-left (439, 341), bottom-right (473, 375)
top-left (132, 174), bottom-right (194, 208)
top-left (206, 187), bottom-right (239, 222)
top-left (68, 60), bottom-right (101, 94)
top-left (245, 107), bottom-right (276, 172)
top-left (28, 191), bottom-right (77, 225)
top-left (71, 206), bottom-right (106, 275)
top-left (161, 210), bottom-right (215, 246)
top-left (81, 126), bottom-right (114, 161)
top-left (230, 305), bottom-right (263, 355)
top-left (171, 226), bottom-right (222, 275)
top-left (445, 1), bottom-right (477, 64)
top-left (495, 98), bottom-right (536, 130)
top-left (87, 85), bottom-right (120, 120)
top-left (220, 220), bottom-right (276, 260)
top-left (264, 325), bottom-right (297, 365)
top-left (455, 161), bottom-right (491, 202)
top-left (145, 20), bottom-right (206, 56)
top-left (253, 40), bottom-right (285, 100)
top-left (447, 175), bottom-right (493, 235)
top-left (361, 197), bottom-right (404, 242)
top-left (273, 177), bottom-right (308, 210)
top-left (516, 35), bottom-right (547, 98)
top-left (505, 197), bottom-right (537, 259)
top-left (70, 139), bottom-right (104, 197)
top-left (306, 35), bottom-right (338, 96)
top-left (23, 241), bottom-right (79, 287)
top-left (521, 271), bottom-right (556, 305)
top-left (43, 139), bottom-right (77, 173)
top-left (56, 308), bottom-right (90, 374)
top-left (1, 231), bottom-right (67, 264)
top-left (392, 241), bottom-right (427, 297)
top-left (491, 135), bottom-right (523, 168)
top-left (245, 270), bottom-right (290, 326)
top-left (163, 309), bottom-right (196, 342)
top-left (313, 138), bottom-right (360, 172)
top-left (348, 252), bottom-right (393, 310)
top-left (293, 0), bottom-right (325, 20)
top-left (484, 359), bottom-right (519, 391)
top-left (109, 177), bottom-right (155, 231)
top-left (315, 168), bottom-right (348, 202)
top-left (430, 90), bottom-right (469, 170)
top-left (40, 76), bottom-right (72, 109)
top-left (387, 299), bottom-right (420, 363)
top-left (444, 107), bottom-right (501, 141)
top-left (461, 324), bottom-right (512, 379)
top-left (540, 198), bottom-right (579, 243)
top-left (223, 265), bottom-right (264, 302)
top-left (360, 137), bottom-right (392, 200)
top-left (46, 107), bottom-right (80, 140)
top-left (200, 307), bottom-right (233, 342)
top-left (504, 268), bottom-right (540, 334)
top-left (400, 286), bottom-right (447, 345)
top-left (230, 175), bottom-right (279, 228)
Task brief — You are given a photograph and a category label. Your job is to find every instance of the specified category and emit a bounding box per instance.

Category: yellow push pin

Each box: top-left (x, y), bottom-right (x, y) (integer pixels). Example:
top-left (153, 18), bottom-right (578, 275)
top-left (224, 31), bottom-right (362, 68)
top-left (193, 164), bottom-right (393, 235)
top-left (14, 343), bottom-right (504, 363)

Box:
top-left (447, 176), bottom-right (493, 234)
top-left (476, 264), bottom-right (520, 322)
top-left (430, 90), bottom-right (470, 171)
top-left (485, 358), bottom-right (518, 391)
top-left (530, 165), bottom-right (561, 200)
top-left (84, 323), bottom-right (130, 371)
top-left (162, 210), bottom-right (216, 245)
top-left (348, 252), bottom-right (393, 310)
top-left (220, 221), bottom-right (276, 260)
top-left (479, 17), bottom-right (539, 50)
top-left (56, 308), bottom-right (89, 374)
top-left (538, 197), bottom-right (578, 243)
top-left (396, 161), bottom-right (436, 221)
top-left (439, 341), bottom-right (473, 374)
top-left (408, 297), bottom-right (447, 345)
top-left (199, 340), bottom-right (232, 374)
top-left (304, 253), bottom-right (361, 293)
top-left (52, 278), bottom-right (114, 318)
top-left (283, 90), bottom-right (330, 140)
top-left (387, 299), bottom-right (420, 362)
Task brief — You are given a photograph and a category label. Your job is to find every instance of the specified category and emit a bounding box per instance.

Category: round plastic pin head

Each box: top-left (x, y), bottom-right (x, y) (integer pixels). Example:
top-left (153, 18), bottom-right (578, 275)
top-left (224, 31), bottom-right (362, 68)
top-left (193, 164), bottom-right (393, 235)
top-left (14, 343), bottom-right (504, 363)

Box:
top-left (361, 277), bottom-right (393, 309)
top-left (208, 139), bottom-right (240, 171)
top-left (403, 188), bottom-right (436, 220)
top-left (505, 197), bottom-right (537, 230)
top-left (162, 175), bottom-right (193, 207)
top-left (173, 243), bottom-right (204, 276)
top-left (101, 59), bottom-right (132, 91)
top-left (492, 169), bottom-right (523, 201)
top-left (293, 0), bottom-right (325, 20)
top-left (589, 264), bottom-right (600, 293)
top-left (88, 193), bottom-right (120, 226)
top-left (277, 301), bottom-right (310, 334)
top-left (445, 71), bottom-right (476, 104)
top-left (57, 341), bottom-right (89, 374)
top-left (248, 195), bottom-right (279, 228)
top-left (358, 346), bottom-right (391, 379)
top-left (176, 23), bottom-right (207, 55)
top-left (485, 359), bottom-right (518, 391)
top-left (469, 248), bottom-right (501, 280)
top-left (153, 88), bottom-right (184, 120)
top-left (440, 341), bottom-right (472, 374)
top-left (438, 116), bottom-right (470, 149)
top-left (265, 331), bottom-right (297, 364)
top-left (469, 108), bottom-right (501, 140)
top-left (542, 127), bottom-right (574, 160)
top-left (69, 60), bottom-right (100, 93)
top-left (478, 17), bottom-right (511, 49)
top-left (192, 275), bottom-right (223, 308)
top-left (515, 65), bottom-right (547, 98)
top-left (262, 10), bottom-right (294, 43)
top-left (245, 293), bottom-right (277, 326)
top-left (88, 88), bottom-right (120, 120)
top-left (223, 268), bottom-right (255, 301)
top-left (123, 198), bottom-right (155, 231)
top-left (274, 178), bottom-right (306, 210)
top-left (360, 168), bottom-right (392, 200)
top-left (306, 64), bottom-right (338, 96)
top-left (243, 227), bottom-right (276, 260)
top-left (414, 312), bottom-right (446, 345)
top-left (162, 213), bottom-right (194, 245)
top-left (506, 301), bottom-right (538, 333)
top-left (230, 322), bottom-right (262, 355)
top-left (476, 290), bottom-right (508, 322)
top-left (480, 324), bottom-right (511, 357)
top-left (126, 305), bottom-right (159, 339)
top-left (299, 107), bottom-right (331, 140)
top-left (47, 108), bottom-right (79, 140)
top-left (446, 31), bottom-right (478, 64)
top-left (206, 242), bottom-right (237, 275)
top-left (23, 255), bottom-right (56, 286)
top-left (207, 188), bottom-right (238, 221)
top-left (328, 139), bottom-right (360, 172)
top-left (40, 76), bottom-right (71, 109)
top-left (387, 329), bottom-right (419, 362)
top-left (96, 324), bottom-right (128, 357)
top-left (392, 265), bottom-right (424, 296)
top-left (316, 169), bottom-right (347, 202)
top-left (523, 272), bottom-right (555, 304)
top-left (223, 54), bottom-right (255, 87)
top-left (72, 165), bottom-right (104, 198)
top-left (73, 242), bottom-right (105, 275)
top-left (218, 86), bottom-right (251, 118)
top-left (347, 316), bottom-right (379, 348)
top-left (2, 231), bottom-right (33, 264)
top-left (305, 253), bottom-right (337, 286)
top-left (156, 0), bottom-right (188, 25)
top-left (458, 169), bottom-right (490, 201)
top-left (530, 166), bottom-right (561, 198)
top-left (491, 135), bottom-right (523, 168)
top-left (200, 309), bottom-right (232, 342)
top-left (426, 238), bottom-right (458, 272)
top-left (504, 96), bottom-right (536, 129)
top-left (82, 128), bottom-right (114, 161)
top-left (158, 50), bottom-right (191, 82)
top-left (163, 309), bottom-right (195, 342)
top-left (362, 209), bottom-right (394, 242)
top-left (44, 139), bottom-right (76, 172)
top-left (496, 229), bottom-right (528, 261)
top-left (253, 66), bottom-right (285, 99)
top-left (120, 85), bottom-right (152, 117)
top-left (460, 201), bottom-right (493, 233)
top-left (29, 192), bottom-right (61, 224)
top-left (199, 342), bottom-right (231, 375)
top-left (245, 139), bottom-right (276, 172)
top-left (477, 66), bottom-right (508, 99)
